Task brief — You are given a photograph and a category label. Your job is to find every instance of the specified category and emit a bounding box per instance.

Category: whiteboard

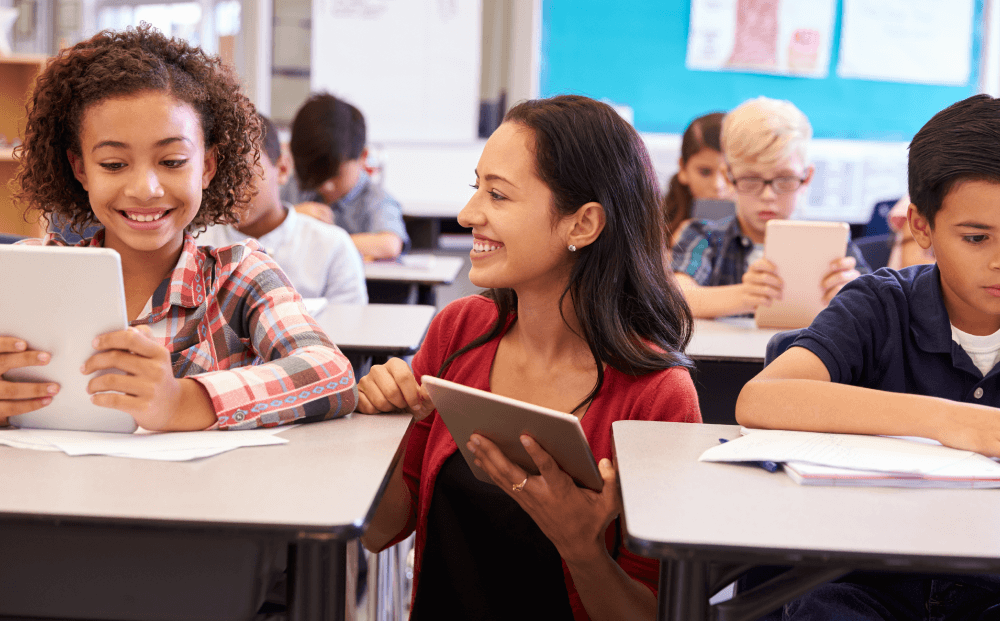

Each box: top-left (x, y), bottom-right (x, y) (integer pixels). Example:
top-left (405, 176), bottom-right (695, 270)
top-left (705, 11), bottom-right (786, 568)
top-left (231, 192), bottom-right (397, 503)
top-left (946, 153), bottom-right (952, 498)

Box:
top-left (311, 0), bottom-right (482, 143)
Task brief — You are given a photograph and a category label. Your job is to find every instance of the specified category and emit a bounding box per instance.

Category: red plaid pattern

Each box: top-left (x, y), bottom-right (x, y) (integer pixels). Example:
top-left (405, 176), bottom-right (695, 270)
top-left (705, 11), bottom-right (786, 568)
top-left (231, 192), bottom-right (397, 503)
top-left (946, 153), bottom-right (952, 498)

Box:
top-left (24, 231), bottom-right (358, 429)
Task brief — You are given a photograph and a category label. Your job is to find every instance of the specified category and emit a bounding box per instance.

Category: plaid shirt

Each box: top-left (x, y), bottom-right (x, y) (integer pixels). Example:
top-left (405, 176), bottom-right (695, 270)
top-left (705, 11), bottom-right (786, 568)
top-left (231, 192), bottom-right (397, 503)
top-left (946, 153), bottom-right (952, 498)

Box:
top-left (23, 231), bottom-right (358, 430)
top-left (671, 215), bottom-right (871, 285)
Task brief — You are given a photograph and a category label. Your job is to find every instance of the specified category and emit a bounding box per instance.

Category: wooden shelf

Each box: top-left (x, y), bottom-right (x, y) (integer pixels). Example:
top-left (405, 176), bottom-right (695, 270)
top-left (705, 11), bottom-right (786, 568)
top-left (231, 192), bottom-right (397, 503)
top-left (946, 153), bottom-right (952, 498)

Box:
top-left (0, 147), bottom-right (16, 162)
top-left (0, 55), bottom-right (46, 237)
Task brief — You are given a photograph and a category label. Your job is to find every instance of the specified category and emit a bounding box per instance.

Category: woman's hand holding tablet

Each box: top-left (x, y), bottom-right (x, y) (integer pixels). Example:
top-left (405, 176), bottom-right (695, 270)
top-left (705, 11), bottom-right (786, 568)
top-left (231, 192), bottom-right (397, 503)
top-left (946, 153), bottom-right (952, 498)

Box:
top-left (466, 432), bottom-right (621, 565)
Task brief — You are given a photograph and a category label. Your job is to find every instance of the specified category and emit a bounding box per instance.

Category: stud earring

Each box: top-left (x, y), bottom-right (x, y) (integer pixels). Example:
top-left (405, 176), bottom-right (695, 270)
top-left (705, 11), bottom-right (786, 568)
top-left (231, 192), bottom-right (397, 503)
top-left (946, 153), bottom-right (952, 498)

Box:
top-left (568, 244), bottom-right (577, 252)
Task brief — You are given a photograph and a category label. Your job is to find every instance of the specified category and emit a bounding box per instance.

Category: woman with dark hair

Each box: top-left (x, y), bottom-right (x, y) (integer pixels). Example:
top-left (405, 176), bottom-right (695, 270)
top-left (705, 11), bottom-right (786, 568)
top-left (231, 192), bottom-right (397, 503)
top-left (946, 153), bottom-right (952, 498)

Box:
top-left (358, 95), bottom-right (700, 620)
top-left (663, 112), bottom-right (733, 246)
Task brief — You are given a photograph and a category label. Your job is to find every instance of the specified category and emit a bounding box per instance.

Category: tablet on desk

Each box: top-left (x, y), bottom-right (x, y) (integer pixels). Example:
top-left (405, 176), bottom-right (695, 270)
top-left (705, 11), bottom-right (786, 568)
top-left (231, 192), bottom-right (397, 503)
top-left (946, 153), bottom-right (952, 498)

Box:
top-left (421, 375), bottom-right (603, 491)
top-left (755, 220), bottom-right (849, 330)
top-left (0, 245), bottom-right (137, 433)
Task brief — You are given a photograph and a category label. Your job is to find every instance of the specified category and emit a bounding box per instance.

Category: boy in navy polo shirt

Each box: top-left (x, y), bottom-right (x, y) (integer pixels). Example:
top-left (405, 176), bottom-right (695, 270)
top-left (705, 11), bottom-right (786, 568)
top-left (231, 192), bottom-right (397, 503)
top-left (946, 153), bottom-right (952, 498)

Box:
top-left (736, 94), bottom-right (1000, 619)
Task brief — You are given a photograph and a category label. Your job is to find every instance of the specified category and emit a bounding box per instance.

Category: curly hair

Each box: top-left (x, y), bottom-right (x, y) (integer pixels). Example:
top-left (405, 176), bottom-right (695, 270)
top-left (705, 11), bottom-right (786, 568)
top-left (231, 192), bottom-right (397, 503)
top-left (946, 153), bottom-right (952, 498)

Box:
top-left (14, 24), bottom-right (261, 234)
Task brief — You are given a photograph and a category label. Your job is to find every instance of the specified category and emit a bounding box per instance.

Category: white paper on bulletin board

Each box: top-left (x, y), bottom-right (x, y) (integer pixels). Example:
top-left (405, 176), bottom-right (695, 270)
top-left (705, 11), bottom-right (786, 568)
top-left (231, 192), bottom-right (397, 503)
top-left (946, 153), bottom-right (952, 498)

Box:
top-left (837, 0), bottom-right (974, 86)
top-left (311, 0), bottom-right (482, 143)
top-left (686, 0), bottom-right (836, 78)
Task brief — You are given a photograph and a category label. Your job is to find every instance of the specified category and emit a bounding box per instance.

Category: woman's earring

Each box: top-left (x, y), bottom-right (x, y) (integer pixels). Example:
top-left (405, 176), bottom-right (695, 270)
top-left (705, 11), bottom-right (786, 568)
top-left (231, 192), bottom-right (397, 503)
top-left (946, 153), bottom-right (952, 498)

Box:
top-left (568, 244), bottom-right (577, 252)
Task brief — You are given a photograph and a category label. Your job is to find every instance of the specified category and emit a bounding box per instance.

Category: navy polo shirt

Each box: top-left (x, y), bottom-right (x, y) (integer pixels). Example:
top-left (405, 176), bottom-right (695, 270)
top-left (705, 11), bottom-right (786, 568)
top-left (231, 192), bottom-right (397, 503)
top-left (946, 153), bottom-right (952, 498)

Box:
top-left (793, 264), bottom-right (1000, 407)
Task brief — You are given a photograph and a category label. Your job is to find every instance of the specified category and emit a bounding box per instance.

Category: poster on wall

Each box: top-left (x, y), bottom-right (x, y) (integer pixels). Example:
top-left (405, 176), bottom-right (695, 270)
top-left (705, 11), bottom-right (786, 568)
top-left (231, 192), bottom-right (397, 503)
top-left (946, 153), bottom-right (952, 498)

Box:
top-left (837, 0), bottom-right (974, 86)
top-left (311, 0), bottom-right (481, 143)
top-left (686, 0), bottom-right (837, 78)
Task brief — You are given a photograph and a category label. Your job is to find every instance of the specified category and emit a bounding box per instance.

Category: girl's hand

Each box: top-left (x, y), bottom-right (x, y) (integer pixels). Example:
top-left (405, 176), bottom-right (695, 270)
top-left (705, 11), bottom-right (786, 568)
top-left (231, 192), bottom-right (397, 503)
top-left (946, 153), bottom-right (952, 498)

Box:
top-left (83, 326), bottom-right (215, 431)
top-left (357, 358), bottom-right (434, 419)
top-left (468, 433), bottom-right (619, 565)
top-left (0, 337), bottom-right (58, 420)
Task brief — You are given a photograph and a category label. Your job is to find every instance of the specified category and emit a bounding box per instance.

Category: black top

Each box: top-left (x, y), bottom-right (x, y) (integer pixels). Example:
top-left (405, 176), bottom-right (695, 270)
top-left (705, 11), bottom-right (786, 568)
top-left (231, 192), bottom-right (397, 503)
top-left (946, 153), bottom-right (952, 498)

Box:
top-left (410, 453), bottom-right (574, 621)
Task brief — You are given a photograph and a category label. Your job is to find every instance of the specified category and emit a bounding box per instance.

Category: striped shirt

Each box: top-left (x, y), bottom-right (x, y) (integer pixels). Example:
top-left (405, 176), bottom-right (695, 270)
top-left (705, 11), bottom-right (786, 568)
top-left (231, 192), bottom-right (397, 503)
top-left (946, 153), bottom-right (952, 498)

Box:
top-left (21, 231), bottom-right (358, 429)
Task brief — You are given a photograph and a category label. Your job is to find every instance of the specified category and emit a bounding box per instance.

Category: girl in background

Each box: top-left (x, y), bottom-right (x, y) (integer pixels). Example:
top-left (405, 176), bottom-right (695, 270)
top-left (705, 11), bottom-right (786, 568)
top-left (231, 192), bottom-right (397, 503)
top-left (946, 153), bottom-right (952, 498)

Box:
top-left (663, 112), bottom-right (733, 247)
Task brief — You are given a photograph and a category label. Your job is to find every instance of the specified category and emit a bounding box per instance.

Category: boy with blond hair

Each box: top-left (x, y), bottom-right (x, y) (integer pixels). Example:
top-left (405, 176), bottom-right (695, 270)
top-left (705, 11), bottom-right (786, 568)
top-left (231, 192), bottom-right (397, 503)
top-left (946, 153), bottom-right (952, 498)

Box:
top-left (672, 96), bottom-right (869, 317)
top-left (736, 94), bottom-right (1000, 620)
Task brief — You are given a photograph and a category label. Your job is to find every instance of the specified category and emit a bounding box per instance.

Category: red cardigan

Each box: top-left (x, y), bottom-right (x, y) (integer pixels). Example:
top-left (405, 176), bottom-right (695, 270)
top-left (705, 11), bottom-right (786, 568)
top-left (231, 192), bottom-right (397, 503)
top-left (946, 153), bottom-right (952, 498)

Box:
top-left (396, 295), bottom-right (701, 620)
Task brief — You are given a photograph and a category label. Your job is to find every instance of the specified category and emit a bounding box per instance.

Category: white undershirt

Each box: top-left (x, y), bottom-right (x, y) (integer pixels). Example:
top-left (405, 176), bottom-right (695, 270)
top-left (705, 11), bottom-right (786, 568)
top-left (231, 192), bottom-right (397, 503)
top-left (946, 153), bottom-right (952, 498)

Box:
top-left (951, 324), bottom-right (1000, 377)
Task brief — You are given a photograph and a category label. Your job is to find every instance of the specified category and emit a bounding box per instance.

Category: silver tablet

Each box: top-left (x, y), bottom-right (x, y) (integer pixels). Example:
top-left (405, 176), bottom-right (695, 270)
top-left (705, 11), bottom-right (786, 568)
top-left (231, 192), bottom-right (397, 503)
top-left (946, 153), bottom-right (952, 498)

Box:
top-left (755, 220), bottom-right (850, 329)
top-left (421, 375), bottom-right (603, 491)
top-left (0, 244), bottom-right (137, 433)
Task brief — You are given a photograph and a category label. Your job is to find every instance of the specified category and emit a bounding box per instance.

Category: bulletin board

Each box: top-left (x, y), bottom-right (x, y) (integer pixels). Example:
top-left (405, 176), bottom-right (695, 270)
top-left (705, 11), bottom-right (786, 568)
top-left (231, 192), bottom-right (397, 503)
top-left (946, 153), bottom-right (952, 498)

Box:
top-left (540, 0), bottom-right (984, 141)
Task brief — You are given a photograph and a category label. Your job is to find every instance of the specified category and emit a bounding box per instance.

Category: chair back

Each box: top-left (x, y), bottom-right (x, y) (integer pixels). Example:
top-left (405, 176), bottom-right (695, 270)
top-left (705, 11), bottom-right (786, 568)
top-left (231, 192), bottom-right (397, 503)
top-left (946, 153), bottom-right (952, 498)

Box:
top-left (853, 233), bottom-right (895, 271)
top-left (764, 329), bottom-right (804, 367)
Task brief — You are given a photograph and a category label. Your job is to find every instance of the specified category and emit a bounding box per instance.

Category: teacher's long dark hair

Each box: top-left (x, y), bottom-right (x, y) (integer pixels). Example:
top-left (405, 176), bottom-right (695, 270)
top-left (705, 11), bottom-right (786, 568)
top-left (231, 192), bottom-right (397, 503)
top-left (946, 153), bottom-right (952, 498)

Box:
top-left (439, 95), bottom-right (694, 410)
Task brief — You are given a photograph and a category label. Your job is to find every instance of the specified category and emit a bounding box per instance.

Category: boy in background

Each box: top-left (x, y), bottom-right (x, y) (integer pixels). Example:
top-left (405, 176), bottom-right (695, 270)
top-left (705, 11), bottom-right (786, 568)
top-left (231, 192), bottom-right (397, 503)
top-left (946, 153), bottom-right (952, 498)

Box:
top-left (672, 97), bottom-right (869, 318)
top-left (736, 94), bottom-right (1000, 620)
top-left (286, 93), bottom-right (409, 261)
top-left (199, 113), bottom-right (367, 305)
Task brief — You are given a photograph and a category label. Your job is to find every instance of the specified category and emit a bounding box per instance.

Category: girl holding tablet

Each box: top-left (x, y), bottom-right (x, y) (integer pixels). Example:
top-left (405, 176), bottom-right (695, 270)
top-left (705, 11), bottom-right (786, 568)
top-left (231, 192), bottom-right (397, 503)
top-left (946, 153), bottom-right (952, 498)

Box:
top-left (0, 26), bottom-right (356, 430)
top-left (358, 96), bottom-right (701, 620)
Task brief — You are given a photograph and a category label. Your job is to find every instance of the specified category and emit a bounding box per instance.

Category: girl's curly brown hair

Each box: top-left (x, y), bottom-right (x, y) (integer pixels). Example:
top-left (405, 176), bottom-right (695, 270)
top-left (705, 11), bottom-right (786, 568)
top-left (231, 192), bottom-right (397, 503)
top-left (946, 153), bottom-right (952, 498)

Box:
top-left (15, 24), bottom-right (261, 234)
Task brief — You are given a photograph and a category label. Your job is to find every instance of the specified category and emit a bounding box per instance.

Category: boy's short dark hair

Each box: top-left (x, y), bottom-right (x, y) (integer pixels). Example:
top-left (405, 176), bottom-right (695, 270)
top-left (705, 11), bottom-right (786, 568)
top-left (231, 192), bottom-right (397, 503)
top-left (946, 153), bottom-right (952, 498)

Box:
top-left (290, 93), bottom-right (366, 191)
top-left (257, 113), bottom-right (282, 166)
top-left (909, 94), bottom-right (1000, 226)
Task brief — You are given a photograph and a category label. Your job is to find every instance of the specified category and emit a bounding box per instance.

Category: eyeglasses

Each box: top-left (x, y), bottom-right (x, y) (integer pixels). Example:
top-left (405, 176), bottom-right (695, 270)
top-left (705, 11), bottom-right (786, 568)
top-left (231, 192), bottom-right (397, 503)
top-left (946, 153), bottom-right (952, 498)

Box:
top-left (731, 175), bottom-right (807, 195)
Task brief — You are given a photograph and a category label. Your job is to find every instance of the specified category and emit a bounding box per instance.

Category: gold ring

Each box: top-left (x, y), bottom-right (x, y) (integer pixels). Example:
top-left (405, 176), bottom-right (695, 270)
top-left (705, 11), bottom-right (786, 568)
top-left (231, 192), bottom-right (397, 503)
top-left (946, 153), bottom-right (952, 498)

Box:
top-left (512, 477), bottom-right (528, 492)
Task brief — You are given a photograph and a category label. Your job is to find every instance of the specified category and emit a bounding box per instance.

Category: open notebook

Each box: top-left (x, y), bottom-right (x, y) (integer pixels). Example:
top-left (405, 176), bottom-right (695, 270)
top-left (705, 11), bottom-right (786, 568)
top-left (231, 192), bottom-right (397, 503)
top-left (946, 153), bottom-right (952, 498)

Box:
top-left (699, 428), bottom-right (1000, 488)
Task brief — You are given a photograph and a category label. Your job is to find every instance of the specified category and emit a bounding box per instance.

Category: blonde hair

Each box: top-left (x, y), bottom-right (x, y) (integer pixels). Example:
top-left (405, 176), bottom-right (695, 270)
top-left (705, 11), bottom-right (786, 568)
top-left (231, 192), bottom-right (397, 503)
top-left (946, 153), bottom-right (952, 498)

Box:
top-left (721, 97), bottom-right (812, 167)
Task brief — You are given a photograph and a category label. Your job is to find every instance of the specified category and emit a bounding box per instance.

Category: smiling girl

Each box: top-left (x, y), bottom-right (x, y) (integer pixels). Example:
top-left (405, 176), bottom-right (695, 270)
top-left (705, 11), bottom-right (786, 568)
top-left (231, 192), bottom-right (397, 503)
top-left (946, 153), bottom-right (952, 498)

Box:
top-left (358, 96), bottom-right (701, 620)
top-left (0, 26), bottom-right (357, 430)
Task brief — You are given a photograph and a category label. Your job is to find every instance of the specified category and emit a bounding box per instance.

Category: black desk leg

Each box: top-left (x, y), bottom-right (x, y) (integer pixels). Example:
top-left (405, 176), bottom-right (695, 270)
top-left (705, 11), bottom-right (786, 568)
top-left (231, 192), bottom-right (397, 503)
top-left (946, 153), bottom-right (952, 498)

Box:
top-left (660, 558), bottom-right (709, 621)
top-left (289, 539), bottom-right (347, 621)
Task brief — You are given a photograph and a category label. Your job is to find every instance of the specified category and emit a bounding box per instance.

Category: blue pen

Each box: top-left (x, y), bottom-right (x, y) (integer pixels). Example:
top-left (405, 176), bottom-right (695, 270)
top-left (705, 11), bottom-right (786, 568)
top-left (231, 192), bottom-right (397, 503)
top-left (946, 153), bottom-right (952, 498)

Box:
top-left (718, 438), bottom-right (780, 473)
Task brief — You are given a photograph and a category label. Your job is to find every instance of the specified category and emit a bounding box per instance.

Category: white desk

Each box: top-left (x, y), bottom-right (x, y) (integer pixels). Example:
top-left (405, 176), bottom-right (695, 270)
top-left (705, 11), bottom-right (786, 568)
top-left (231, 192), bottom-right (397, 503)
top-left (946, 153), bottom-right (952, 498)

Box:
top-left (613, 421), bottom-right (1000, 621)
top-left (363, 254), bottom-right (465, 287)
top-left (688, 318), bottom-right (783, 363)
top-left (315, 303), bottom-right (436, 359)
top-left (0, 414), bottom-right (412, 621)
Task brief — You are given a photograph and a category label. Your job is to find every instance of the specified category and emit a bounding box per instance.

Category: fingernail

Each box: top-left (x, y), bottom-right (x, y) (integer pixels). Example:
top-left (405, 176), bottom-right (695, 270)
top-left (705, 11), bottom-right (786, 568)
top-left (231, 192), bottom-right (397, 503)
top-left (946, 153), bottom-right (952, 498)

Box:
top-left (41, 397), bottom-right (52, 406)
top-left (521, 436), bottom-right (531, 447)
top-left (37, 352), bottom-right (50, 363)
top-left (47, 384), bottom-right (58, 394)
top-left (92, 338), bottom-right (99, 349)
top-left (14, 341), bottom-right (25, 351)
top-left (80, 364), bottom-right (86, 373)
top-left (466, 441), bottom-right (475, 452)
top-left (471, 436), bottom-right (480, 446)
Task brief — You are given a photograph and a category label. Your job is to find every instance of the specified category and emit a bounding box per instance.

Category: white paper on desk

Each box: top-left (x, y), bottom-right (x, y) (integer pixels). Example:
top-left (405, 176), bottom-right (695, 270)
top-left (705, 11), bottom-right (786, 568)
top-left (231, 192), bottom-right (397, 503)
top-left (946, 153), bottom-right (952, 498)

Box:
top-left (301, 297), bottom-right (329, 316)
top-left (699, 429), bottom-right (1000, 478)
top-left (0, 427), bottom-right (290, 461)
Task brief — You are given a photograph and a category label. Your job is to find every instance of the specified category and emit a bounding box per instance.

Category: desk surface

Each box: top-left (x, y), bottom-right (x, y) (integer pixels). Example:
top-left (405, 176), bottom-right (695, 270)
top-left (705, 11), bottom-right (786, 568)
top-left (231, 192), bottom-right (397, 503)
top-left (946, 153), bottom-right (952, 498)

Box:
top-left (0, 414), bottom-right (411, 534)
top-left (364, 253), bottom-right (465, 285)
top-left (687, 318), bottom-right (783, 362)
top-left (614, 421), bottom-right (1000, 571)
top-left (315, 303), bottom-right (436, 355)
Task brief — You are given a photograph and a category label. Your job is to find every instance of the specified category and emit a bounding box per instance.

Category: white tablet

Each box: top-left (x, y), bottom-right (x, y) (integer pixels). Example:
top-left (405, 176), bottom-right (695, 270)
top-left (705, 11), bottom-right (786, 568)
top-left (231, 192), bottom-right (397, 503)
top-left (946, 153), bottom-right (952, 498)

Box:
top-left (755, 220), bottom-right (850, 330)
top-left (421, 375), bottom-right (603, 491)
top-left (0, 245), bottom-right (137, 433)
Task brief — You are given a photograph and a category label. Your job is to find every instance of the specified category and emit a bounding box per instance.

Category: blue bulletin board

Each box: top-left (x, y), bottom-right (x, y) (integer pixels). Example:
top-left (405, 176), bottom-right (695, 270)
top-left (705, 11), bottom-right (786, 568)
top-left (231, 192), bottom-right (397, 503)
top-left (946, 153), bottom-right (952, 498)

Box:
top-left (540, 0), bottom-right (985, 141)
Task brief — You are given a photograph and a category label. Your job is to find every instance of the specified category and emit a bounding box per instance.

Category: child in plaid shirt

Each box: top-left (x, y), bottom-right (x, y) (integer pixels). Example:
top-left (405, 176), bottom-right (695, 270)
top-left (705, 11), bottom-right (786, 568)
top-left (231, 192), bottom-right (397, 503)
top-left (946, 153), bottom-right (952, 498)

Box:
top-left (0, 25), bottom-right (357, 430)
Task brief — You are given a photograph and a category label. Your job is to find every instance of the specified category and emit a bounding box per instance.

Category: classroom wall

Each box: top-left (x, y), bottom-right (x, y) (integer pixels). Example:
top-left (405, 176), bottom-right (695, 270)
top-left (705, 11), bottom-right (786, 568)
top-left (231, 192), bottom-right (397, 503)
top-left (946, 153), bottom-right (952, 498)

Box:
top-left (540, 0), bottom-right (985, 141)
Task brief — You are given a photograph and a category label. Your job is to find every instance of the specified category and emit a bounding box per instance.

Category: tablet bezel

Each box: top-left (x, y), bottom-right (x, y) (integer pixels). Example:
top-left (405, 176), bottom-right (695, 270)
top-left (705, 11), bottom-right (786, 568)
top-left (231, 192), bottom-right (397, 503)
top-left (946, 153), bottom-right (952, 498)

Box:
top-left (421, 375), bottom-right (604, 491)
top-left (1, 244), bottom-right (137, 433)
